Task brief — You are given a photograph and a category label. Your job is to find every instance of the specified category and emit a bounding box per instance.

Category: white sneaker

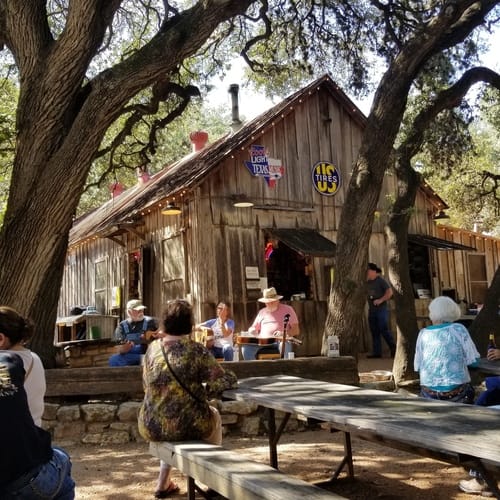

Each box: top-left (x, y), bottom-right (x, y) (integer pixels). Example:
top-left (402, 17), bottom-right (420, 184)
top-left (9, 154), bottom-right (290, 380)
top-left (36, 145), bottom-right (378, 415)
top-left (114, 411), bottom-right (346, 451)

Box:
top-left (458, 478), bottom-right (493, 497)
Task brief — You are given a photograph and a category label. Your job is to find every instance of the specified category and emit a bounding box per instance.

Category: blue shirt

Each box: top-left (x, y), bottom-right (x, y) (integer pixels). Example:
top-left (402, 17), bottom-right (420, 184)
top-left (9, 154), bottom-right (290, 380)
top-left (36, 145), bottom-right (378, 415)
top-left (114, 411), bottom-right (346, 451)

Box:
top-left (414, 322), bottom-right (480, 390)
top-left (199, 318), bottom-right (235, 348)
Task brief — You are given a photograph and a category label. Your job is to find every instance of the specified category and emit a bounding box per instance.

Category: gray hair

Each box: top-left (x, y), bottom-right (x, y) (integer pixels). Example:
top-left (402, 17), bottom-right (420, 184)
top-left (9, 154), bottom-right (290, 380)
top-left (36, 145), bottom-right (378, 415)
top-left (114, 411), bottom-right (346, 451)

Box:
top-left (428, 296), bottom-right (461, 324)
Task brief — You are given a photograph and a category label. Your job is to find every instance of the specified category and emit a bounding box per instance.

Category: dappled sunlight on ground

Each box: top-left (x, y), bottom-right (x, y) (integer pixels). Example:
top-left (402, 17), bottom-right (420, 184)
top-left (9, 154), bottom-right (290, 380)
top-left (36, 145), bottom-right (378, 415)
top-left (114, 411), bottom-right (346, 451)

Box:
top-left (66, 428), bottom-right (483, 499)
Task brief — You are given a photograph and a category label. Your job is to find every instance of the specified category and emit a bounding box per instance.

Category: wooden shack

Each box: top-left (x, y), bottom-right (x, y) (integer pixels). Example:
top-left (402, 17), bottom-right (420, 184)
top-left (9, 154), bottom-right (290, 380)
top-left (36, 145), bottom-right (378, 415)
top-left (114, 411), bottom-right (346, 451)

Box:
top-left (59, 74), bottom-right (500, 356)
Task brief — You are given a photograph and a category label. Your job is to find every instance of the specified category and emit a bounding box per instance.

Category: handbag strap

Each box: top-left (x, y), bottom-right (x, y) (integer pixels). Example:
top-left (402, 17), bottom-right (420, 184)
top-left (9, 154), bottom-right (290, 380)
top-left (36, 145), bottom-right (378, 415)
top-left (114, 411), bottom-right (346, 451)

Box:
top-left (24, 354), bottom-right (34, 381)
top-left (161, 344), bottom-right (205, 406)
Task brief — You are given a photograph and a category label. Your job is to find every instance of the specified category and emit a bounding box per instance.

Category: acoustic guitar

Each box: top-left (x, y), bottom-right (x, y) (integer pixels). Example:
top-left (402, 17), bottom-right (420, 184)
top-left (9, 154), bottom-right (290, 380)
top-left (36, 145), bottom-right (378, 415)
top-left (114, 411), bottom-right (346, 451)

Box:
top-left (237, 333), bottom-right (302, 346)
top-left (192, 326), bottom-right (215, 348)
top-left (236, 335), bottom-right (277, 346)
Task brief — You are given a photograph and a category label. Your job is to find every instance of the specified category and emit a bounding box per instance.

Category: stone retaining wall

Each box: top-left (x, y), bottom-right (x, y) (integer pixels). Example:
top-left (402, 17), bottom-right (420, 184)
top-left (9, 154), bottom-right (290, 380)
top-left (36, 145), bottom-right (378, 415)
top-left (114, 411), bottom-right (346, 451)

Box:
top-left (43, 398), bottom-right (302, 447)
top-left (43, 357), bottom-right (362, 446)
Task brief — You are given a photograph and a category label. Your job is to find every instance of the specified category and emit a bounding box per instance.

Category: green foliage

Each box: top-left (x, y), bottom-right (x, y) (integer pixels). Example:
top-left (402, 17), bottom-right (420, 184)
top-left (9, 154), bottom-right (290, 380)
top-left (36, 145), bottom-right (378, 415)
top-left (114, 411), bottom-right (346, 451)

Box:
top-left (0, 80), bottom-right (17, 225)
top-left (77, 101), bottom-right (231, 215)
top-left (420, 106), bottom-right (500, 236)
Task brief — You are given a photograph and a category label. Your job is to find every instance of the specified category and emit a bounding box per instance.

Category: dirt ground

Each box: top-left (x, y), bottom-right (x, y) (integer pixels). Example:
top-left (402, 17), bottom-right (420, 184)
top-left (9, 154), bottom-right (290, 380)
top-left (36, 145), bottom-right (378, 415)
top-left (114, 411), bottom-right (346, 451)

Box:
top-left (67, 355), bottom-right (494, 499)
top-left (67, 427), bottom-right (487, 499)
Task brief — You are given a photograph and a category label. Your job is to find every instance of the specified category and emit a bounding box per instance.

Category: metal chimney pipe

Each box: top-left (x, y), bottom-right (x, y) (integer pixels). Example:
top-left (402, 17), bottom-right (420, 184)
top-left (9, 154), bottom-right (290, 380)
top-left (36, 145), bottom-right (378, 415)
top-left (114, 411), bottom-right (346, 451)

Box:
top-left (228, 84), bottom-right (242, 132)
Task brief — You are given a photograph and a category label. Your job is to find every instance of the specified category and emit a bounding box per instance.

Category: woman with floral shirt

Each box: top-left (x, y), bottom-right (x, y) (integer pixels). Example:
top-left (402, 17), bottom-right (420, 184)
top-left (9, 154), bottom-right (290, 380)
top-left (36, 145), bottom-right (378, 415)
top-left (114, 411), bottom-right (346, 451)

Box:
top-left (138, 299), bottom-right (237, 498)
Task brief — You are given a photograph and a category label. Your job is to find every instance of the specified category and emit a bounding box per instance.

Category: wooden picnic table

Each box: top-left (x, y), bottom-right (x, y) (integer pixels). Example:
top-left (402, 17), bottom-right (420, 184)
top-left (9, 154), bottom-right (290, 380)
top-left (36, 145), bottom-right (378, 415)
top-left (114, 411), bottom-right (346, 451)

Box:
top-left (224, 375), bottom-right (500, 497)
top-left (473, 358), bottom-right (500, 377)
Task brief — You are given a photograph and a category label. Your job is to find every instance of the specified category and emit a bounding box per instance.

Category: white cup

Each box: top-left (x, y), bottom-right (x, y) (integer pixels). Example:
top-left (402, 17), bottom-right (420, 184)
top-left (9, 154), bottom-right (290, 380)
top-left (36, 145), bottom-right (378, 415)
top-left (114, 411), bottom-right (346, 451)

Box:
top-left (233, 350), bottom-right (239, 362)
top-left (287, 352), bottom-right (295, 360)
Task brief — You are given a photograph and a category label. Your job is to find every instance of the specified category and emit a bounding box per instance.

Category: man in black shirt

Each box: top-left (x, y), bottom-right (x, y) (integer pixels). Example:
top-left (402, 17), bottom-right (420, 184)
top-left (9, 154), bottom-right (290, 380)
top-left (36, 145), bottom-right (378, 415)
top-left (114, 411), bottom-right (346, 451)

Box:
top-left (366, 263), bottom-right (396, 358)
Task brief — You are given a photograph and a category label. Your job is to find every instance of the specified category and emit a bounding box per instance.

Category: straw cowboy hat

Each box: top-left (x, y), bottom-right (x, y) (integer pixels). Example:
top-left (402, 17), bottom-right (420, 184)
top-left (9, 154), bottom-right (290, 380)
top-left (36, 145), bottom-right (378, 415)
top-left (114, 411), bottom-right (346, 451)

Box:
top-left (258, 287), bottom-right (283, 303)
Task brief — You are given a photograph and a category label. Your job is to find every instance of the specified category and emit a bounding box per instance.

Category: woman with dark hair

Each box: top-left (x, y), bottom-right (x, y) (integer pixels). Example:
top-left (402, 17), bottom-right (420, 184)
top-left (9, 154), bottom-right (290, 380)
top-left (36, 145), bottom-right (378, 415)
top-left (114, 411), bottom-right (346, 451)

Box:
top-left (0, 306), bottom-right (45, 425)
top-left (138, 299), bottom-right (237, 498)
top-left (0, 352), bottom-right (75, 499)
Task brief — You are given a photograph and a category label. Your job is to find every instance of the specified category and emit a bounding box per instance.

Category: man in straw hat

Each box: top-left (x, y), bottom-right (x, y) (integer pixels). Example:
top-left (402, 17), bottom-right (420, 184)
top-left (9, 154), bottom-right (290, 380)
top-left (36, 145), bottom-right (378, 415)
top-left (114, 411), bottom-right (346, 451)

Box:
top-left (242, 287), bottom-right (300, 360)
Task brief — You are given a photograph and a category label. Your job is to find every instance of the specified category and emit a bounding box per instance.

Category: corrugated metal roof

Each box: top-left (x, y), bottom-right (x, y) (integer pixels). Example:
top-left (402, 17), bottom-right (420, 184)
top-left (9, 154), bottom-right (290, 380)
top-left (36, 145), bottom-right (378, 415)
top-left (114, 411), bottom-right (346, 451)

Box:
top-left (268, 228), bottom-right (336, 257)
top-left (408, 234), bottom-right (476, 251)
top-left (69, 74), bottom-right (366, 247)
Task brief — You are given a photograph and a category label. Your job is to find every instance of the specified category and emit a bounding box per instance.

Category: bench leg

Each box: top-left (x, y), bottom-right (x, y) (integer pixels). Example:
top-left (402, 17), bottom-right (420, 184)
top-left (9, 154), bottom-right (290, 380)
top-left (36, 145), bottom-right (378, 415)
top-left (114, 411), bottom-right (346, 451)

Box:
top-left (187, 476), bottom-right (196, 500)
top-left (267, 407), bottom-right (291, 469)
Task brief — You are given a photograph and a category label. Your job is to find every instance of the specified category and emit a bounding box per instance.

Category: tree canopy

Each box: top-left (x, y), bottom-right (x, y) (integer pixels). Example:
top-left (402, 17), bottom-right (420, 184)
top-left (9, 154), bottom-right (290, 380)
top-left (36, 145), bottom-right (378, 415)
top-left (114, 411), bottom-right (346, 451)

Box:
top-left (0, 0), bottom-right (499, 365)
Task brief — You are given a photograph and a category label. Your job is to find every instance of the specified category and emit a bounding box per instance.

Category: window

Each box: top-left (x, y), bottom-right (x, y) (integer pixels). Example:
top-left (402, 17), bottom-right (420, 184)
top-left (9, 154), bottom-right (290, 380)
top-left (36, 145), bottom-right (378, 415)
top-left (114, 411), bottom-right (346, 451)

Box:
top-left (162, 236), bottom-right (185, 300)
top-left (95, 259), bottom-right (107, 313)
top-left (468, 254), bottom-right (487, 304)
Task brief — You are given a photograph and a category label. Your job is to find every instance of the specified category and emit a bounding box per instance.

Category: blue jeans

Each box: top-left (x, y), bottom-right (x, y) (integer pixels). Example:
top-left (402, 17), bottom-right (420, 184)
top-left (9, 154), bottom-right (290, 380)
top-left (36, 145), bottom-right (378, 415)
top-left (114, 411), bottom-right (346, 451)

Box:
top-left (109, 344), bottom-right (142, 366)
top-left (241, 342), bottom-right (291, 360)
top-left (368, 307), bottom-right (396, 356)
top-left (211, 345), bottom-right (234, 361)
top-left (420, 383), bottom-right (475, 404)
top-left (3, 447), bottom-right (75, 499)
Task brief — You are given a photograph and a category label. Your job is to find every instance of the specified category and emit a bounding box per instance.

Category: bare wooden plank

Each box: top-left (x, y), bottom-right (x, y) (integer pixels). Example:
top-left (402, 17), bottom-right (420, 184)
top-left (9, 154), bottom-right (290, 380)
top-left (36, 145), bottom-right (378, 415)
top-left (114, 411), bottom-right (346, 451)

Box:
top-left (44, 357), bottom-right (359, 397)
top-left (150, 441), bottom-right (346, 500)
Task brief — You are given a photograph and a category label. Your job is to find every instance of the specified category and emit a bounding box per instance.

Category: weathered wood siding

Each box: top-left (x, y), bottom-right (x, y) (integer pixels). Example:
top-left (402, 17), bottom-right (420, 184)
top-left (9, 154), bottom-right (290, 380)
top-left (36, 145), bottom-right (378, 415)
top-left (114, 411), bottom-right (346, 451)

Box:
top-left (185, 89), bottom-right (365, 354)
top-left (59, 83), bottom-right (500, 357)
top-left (434, 225), bottom-right (500, 304)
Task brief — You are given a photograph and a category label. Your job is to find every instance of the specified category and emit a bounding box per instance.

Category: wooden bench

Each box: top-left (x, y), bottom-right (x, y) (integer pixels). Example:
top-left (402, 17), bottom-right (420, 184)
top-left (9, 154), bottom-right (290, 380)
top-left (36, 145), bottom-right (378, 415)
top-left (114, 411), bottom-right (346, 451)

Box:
top-left (149, 441), bottom-right (346, 500)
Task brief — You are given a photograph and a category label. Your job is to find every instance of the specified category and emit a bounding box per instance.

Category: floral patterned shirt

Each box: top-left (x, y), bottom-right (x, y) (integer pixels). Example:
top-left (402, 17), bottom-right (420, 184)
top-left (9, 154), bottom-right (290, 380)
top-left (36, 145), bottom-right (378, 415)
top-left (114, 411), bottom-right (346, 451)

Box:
top-left (414, 322), bottom-right (479, 390)
top-left (138, 337), bottom-right (237, 442)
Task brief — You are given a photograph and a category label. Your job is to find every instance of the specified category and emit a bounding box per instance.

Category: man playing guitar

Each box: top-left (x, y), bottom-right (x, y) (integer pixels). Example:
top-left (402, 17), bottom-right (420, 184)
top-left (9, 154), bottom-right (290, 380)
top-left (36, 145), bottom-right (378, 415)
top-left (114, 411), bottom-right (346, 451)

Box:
top-left (109, 300), bottom-right (159, 366)
top-left (242, 287), bottom-right (300, 360)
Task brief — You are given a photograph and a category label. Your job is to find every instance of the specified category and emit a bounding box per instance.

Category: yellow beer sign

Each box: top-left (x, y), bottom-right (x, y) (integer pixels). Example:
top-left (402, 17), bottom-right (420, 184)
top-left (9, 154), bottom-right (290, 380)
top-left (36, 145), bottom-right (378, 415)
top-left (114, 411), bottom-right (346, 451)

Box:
top-left (312, 161), bottom-right (341, 196)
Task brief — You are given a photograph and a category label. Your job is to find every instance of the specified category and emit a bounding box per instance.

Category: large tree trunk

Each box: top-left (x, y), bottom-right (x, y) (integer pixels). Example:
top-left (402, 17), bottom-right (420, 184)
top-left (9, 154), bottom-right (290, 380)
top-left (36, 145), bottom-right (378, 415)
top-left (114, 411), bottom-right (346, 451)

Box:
top-left (324, 65), bottom-right (421, 356)
top-left (324, 0), bottom-right (499, 357)
top-left (0, 0), bottom-right (253, 366)
top-left (386, 165), bottom-right (421, 384)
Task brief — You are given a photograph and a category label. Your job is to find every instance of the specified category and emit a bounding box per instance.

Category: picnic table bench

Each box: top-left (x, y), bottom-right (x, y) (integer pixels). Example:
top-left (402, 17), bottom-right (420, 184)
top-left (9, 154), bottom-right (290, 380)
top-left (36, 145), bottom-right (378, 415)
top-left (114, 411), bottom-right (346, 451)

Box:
top-left (224, 375), bottom-right (500, 498)
top-left (150, 441), bottom-right (346, 500)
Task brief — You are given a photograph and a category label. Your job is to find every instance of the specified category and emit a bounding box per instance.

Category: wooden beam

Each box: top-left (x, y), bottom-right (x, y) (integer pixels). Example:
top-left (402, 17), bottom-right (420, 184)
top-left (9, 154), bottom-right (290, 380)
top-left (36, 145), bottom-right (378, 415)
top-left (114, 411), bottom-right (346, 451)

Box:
top-left (44, 356), bottom-right (359, 397)
top-left (126, 226), bottom-right (145, 240)
top-left (106, 235), bottom-right (126, 247)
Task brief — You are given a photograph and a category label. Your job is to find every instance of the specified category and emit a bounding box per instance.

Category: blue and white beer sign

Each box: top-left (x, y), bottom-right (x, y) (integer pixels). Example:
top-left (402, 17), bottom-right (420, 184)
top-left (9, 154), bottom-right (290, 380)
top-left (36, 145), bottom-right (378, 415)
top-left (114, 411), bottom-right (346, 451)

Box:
top-left (244, 145), bottom-right (285, 188)
top-left (311, 161), bottom-right (341, 196)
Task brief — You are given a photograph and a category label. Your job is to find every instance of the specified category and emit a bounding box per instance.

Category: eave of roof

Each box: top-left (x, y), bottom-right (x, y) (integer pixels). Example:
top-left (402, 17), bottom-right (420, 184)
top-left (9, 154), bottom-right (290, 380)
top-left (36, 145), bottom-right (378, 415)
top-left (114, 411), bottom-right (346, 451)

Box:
top-left (408, 233), bottom-right (476, 251)
top-left (267, 228), bottom-right (336, 257)
top-left (69, 74), bottom-right (366, 247)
